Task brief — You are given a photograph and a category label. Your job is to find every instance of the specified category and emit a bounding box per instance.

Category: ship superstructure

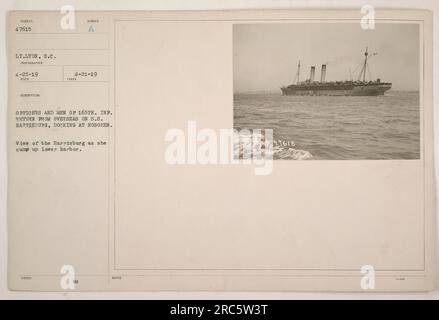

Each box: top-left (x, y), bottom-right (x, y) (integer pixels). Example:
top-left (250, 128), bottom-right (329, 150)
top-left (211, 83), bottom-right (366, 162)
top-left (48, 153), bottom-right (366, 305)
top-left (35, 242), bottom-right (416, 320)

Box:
top-left (280, 48), bottom-right (392, 96)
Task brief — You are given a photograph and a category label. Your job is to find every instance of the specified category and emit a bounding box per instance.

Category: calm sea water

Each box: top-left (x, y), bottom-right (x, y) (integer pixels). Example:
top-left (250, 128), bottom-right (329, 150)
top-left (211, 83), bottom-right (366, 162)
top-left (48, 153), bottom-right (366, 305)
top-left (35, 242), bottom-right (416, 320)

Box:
top-left (233, 91), bottom-right (420, 160)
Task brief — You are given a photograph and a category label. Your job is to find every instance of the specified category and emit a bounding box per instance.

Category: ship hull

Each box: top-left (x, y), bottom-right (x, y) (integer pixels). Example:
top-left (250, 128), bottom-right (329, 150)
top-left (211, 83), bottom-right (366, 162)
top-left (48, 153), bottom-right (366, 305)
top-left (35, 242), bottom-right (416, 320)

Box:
top-left (281, 84), bottom-right (391, 96)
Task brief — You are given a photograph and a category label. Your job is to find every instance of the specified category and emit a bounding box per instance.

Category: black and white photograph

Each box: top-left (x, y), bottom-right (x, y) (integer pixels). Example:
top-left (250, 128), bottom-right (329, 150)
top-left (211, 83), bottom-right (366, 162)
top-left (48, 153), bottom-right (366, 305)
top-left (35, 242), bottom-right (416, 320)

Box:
top-left (233, 23), bottom-right (420, 160)
top-left (2, 5), bottom-right (437, 300)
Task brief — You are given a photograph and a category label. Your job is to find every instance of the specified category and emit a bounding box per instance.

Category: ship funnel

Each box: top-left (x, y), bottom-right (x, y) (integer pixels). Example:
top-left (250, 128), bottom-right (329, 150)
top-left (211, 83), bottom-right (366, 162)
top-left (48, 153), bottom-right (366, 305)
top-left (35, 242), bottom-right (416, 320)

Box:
top-left (320, 64), bottom-right (326, 83)
top-left (310, 66), bottom-right (315, 82)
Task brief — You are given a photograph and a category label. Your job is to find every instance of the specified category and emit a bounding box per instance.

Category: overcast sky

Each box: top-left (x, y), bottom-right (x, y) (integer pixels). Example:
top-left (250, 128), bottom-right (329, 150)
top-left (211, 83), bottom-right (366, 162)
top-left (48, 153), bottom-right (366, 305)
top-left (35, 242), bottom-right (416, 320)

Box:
top-left (233, 23), bottom-right (419, 92)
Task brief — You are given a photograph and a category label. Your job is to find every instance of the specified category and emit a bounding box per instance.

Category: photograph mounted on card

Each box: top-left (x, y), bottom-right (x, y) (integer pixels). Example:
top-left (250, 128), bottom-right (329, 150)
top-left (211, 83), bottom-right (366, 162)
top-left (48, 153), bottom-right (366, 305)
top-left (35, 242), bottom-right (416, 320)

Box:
top-left (7, 9), bottom-right (435, 292)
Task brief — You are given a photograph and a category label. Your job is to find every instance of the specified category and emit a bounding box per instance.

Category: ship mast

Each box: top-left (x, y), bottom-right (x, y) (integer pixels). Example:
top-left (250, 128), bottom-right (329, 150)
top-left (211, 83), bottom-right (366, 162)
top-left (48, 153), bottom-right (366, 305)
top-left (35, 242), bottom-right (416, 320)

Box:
top-left (362, 47), bottom-right (368, 82)
top-left (359, 47), bottom-right (377, 82)
top-left (296, 60), bottom-right (301, 84)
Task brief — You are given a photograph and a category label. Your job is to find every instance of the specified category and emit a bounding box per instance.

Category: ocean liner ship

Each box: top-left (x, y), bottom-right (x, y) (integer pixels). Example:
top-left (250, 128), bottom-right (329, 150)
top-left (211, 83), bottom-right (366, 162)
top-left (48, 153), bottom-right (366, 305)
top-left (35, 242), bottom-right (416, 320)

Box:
top-left (280, 48), bottom-right (392, 96)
